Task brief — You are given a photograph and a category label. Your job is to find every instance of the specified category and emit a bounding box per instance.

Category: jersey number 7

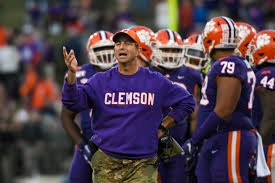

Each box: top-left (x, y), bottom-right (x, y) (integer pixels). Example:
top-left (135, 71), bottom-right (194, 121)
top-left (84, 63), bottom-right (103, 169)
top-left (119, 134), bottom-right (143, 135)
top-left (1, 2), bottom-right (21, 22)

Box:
top-left (200, 61), bottom-right (256, 110)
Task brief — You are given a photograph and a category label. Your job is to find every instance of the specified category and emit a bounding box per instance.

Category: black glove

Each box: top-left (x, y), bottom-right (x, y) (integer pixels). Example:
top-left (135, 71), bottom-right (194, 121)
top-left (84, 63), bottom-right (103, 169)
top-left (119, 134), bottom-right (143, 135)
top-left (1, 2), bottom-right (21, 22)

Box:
top-left (78, 140), bottom-right (98, 164)
top-left (157, 124), bottom-right (183, 163)
top-left (158, 132), bottom-right (173, 163)
top-left (182, 139), bottom-right (199, 175)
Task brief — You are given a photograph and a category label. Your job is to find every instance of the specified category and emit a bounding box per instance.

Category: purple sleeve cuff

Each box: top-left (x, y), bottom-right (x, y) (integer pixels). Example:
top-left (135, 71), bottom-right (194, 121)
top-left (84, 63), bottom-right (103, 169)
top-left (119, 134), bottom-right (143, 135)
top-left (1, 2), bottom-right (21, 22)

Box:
top-left (168, 110), bottom-right (188, 124)
top-left (168, 94), bottom-right (196, 124)
top-left (192, 111), bottom-right (225, 145)
top-left (62, 79), bottom-right (77, 100)
top-left (61, 79), bottom-right (84, 112)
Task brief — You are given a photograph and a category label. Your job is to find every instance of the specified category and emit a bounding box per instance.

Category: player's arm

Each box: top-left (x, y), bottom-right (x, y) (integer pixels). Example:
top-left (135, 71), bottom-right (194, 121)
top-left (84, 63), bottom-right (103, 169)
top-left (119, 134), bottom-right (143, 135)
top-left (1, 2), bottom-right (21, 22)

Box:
top-left (190, 84), bottom-right (201, 134)
top-left (258, 87), bottom-right (275, 145)
top-left (61, 105), bottom-right (98, 163)
top-left (190, 76), bottom-right (242, 145)
top-left (60, 105), bottom-right (83, 144)
top-left (214, 76), bottom-right (242, 120)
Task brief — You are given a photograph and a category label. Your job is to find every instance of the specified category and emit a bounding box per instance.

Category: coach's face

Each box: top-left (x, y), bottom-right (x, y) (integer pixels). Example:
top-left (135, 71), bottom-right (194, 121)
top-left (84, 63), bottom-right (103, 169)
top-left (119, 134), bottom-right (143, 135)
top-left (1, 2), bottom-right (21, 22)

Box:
top-left (114, 34), bottom-right (139, 64)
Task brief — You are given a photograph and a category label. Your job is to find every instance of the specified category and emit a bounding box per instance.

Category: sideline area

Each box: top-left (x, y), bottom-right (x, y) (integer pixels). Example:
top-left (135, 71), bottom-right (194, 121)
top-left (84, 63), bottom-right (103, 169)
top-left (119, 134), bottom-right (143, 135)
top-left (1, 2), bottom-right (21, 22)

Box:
top-left (15, 174), bottom-right (68, 183)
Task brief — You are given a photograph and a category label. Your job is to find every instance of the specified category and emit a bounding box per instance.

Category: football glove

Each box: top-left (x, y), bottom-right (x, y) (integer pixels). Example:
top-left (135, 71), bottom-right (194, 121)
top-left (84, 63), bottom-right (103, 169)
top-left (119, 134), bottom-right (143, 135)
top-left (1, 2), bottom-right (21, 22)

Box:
top-left (182, 139), bottom-right (199, 175)
top-left (157, 126), bottom-right (183, 163)
top-left (78, 140), bottom-right (98, 164)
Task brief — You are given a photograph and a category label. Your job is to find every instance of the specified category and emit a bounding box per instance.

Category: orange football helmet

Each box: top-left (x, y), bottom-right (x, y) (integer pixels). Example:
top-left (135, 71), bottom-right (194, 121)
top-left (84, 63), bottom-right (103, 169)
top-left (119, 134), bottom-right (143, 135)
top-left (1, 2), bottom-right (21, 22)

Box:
top-left (153, 29), bottom-right (184, 69)
top-left (87, 30), bottom-right (116, 69)
top-left (130, 26), bottom-right (156, 63)
top-left (246, 30), bottom-right (275, 66)
top-left (183, 34), bottom-right (209, 70)
top-left (202, 16), bottom-right (239, 57)
top-left (235, 22), bottom-right (257, 57)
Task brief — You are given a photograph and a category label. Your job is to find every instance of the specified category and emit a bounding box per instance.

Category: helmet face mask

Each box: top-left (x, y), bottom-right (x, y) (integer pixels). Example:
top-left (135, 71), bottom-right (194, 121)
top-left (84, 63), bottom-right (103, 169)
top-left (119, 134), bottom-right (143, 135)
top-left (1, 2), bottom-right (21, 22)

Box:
top-left (183, 34), bottom-right (209, 70)
top-left (184, 47), bottom-right (209, 70)
top-left (89, 45), bottom-right (115, 69)
top-left (87, 31), bottom-right (116, 69)
top-left (154, 47), bottom-right (183, 69)
top-left (153, 29), bottom-right (184, 69)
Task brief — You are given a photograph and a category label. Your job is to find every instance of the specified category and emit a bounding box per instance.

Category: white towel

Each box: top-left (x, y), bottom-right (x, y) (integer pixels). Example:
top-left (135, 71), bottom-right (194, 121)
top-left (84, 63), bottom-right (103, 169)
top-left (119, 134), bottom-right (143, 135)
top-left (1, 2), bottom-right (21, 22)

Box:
top-left (256, 131), bottom-right (271, 177)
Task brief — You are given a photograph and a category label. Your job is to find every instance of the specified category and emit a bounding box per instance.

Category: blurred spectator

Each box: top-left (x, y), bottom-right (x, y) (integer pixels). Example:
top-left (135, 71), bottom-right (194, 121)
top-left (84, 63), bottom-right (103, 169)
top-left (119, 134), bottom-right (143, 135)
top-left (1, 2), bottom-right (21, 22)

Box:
top-left (179, 0), bottom-right (194, 37)
top-left (19, 63), bottom-right (38, 100)
top-left (203, 0), bottom-right (220, 10)
top-left (18, 25), bottom-right (42, 66)
top-left (47, 1), bottom-right (65, 24)
top-left (115, 0), bottom-right (136, 30)
top-left (131, 0), bottom-right (150, 16)
top-left (0, 36), bottom-right (21, 99)
top-left (30, 63), bottom-right (59, 110)
top-left (27, 1), bottom-right (43, 27)
top-left (0, 83), bottom-right (17, 183)
top-left (41, 35), bottom-right (56, 64)
top-left (19, 109), bottom-right (44, 176)
top-left (40, 112), bottom-right (72, 174)
top-left (247, 2), bottom-right (264, 30)
top-left (264, 0), bottom-right (275, 29)
top-left (19, 62), bottom-right (59, 111)
top-left (25, 0), bottom-right (48, 27)
top-left (0, 25), bottom-right (7, 47)
top-left (155, 0), bottom-right (169, 29)
top-left (193, 0), bottom-right (209, 32)
top-left (95, 9), bottom-right (117, 32)
top-left (64, 19), bottom-right (84, 36)
top-left (224, 0), bottom-right (240, 20)
top-left (63, 28), bottom-right (85, 65)
top-left (46, 1), bottom-right (66, 35)
top-left (64, 1), bottom-right (79, 26)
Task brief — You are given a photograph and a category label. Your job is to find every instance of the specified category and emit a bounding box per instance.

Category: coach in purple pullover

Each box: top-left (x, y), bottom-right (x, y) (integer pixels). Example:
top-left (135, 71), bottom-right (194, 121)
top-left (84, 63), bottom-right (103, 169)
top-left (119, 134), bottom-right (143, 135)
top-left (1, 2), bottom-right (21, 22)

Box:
top-left (61, 29), bottom-right (195, 183)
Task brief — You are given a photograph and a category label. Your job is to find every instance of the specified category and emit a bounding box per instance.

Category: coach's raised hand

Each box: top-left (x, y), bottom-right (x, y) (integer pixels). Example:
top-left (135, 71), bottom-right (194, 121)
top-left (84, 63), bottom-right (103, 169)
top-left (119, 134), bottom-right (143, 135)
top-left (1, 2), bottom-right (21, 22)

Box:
top-left (63, 46), bottom-right (77, 83)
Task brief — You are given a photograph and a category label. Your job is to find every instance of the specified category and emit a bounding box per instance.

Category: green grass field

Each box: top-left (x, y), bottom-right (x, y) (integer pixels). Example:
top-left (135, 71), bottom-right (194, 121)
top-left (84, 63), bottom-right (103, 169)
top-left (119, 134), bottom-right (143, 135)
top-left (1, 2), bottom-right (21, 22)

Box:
top-left (0, 0), bottom-right (25, 28)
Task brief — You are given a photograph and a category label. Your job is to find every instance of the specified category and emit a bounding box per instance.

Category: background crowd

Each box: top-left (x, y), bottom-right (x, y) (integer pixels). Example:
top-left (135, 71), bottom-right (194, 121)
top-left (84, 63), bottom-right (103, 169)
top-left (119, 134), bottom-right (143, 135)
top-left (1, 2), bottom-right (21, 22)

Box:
top-left (0, 0), bottom-right (274, 182)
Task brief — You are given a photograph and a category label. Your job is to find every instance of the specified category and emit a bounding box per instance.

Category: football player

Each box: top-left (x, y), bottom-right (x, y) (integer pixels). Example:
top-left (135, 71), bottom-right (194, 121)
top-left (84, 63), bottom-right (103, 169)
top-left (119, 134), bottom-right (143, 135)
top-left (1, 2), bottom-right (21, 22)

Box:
top-left (130, 26), bottom-right (156, 68)
top-left (247, 30), bottom-right (275, 183)
top-left (182, 16), bottom-right (267, 182)
top-left (151, 29), bottom-right (202, 183)
top-left (235, 22), bottom-right (257, 58)
top-left (60, 30), bottom-right (116, 183)
top-left (183, 34), bottom-right (208, 134)
top-left (183, 34), bottom-right (209, 71)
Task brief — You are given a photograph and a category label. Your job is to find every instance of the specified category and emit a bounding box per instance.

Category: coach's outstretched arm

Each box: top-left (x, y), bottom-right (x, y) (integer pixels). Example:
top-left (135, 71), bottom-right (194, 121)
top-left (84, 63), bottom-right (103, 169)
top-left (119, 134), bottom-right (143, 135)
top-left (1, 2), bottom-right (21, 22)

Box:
top-left (61, 46), bottom-right (92, 112)
top-left (63, 46), bottom-right (77, 84)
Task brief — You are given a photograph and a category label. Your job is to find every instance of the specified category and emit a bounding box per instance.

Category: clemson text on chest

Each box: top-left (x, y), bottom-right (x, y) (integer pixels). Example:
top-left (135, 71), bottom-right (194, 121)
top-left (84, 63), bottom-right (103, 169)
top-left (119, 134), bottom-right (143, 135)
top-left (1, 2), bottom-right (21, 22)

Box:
top-left (104, 92), bottom-right (155, 106)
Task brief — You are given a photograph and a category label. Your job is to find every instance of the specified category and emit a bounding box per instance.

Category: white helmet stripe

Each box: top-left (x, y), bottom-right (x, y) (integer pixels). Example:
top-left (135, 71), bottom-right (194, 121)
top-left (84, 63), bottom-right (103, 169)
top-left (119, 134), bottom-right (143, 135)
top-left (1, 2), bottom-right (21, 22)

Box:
top-left (139, 53), bottom-right (148, 62)
top-left (166, 29), bottom-right (175, 42)
top-left (99, 31), bottom-right (107, 40)
top-left (197, 34), bottom-right (202, 44)
top-left (221, 16), bottom-right (235, 43)
top-left (228, 18), bottom-right (237, 42)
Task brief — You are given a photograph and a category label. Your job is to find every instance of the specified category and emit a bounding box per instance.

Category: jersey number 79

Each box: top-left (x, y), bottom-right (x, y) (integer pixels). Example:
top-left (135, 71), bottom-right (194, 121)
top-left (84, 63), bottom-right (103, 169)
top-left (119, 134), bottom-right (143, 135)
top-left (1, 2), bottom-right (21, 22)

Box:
top-left (200, 61), bottom-right (256, 110)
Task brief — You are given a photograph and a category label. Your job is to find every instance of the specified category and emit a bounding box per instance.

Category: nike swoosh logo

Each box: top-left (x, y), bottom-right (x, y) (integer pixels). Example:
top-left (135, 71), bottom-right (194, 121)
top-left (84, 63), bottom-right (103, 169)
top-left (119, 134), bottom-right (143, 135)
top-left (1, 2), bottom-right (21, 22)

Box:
top-left (211, 150), bottom-right (218, 154)
top-left (177, 75), bottom-right (185, 79)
